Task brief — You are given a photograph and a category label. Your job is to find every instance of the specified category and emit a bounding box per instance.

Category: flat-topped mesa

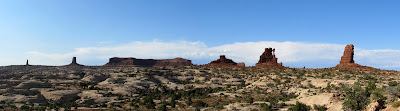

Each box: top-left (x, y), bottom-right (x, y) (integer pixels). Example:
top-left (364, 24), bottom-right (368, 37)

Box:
top-left (205, 55), bottom-right (245, 67)
top-left (104, 57), bottom-right (192, 67)
top-left (65, 57), bottom-right (84, 66)
top-left (255, 48), bottom-right (283, 67)
top-left (153, 57), bottom-right (193, 67)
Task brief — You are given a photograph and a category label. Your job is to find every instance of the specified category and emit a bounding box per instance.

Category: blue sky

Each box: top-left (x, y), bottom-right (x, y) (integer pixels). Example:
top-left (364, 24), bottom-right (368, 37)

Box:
top-left (1, 0), bottom-right (400, 70)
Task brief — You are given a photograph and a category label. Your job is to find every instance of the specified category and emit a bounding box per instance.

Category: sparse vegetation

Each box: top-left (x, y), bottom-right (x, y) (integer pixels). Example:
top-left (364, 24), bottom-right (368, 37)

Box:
top-left (288, 101), bottom-right (311, 111)
top-left (0, 66), bottom-right (398, 110)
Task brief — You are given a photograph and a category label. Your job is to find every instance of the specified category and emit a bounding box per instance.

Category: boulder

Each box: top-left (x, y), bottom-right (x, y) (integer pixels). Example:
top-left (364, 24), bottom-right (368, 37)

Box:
top-left (365, 99), bottom-right (384, 111)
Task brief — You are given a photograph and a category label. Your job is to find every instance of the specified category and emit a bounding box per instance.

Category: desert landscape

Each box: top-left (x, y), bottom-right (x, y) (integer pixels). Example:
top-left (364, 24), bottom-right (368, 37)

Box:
top-left (0, 45), bottom-right (399, 111)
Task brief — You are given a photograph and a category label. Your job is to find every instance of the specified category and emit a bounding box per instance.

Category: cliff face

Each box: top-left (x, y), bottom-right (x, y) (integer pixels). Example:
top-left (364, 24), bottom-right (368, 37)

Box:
top-left (255, 48), bottom-right (283, 67)
top-left (205, 55), bottom-right (244, 67)
top-left (104, 57), bottom-right (192, 67)
top-left (153, 58), bottom-right (193, 67)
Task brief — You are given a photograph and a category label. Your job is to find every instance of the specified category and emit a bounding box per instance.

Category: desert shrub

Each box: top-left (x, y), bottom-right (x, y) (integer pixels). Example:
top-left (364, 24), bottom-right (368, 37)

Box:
top-left (341, 82), bottom-right (370, 111)
top-left (260, 103), bottom-right (272, 111)
top-left (392, 101), bottom-right (400, 108)
top-left (288, 101), bottom-right (311, 111)
top-left (246, 97), bottom-right (254, 104)
top-left (365, 81), bottom-right (386, 101)
top-left (170, 99), bottom-right (176, 108)
top-left (388, 81), bottom-right (398, 86)
top-left (344, 75), bottom-right (351, 80)
top-left (158, 104), bottom-right (167, 111)
top-left (193, 100), bottom-right (207, 107)
top-left (386, 85), bottom-right (400, 100)
top-left (143, 96), bottom-right (155, 109)
top-left (186, 97), bottom-right (192, 106)
top-left (313, 104), bottom-right (327, 111)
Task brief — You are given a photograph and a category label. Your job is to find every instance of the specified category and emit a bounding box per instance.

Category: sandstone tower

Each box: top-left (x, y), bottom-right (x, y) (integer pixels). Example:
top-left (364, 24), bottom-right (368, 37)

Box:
top-left (339, 44), bottom-right (355, 64)
top-left (65, 57), bottom-right (83, 66)
top-left (255, 48), bottom-right (283, 67)
top-left (336, 44), bottom-right (364, 68)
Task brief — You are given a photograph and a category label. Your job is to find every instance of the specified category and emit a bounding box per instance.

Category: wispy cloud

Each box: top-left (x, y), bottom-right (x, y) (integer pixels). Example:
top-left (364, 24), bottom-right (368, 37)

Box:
top-left (21, 40), bottom-right (400, 70)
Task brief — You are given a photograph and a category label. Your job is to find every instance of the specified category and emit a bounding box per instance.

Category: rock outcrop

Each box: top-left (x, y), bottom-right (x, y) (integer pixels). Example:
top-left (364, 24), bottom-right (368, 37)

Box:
top-left (26, 60), bottom-right (29, 66)
top-left (104, 57), bottom-right (192, 67)
top-left (205, 55), bottom-right (245, 67)
top-left (365, 99), bottom-right (384, 111)
top-left (340, 44), bottom-right (355, 64)
top-left (65, 57), bottom-right (84, 66)
top-left (40, 90), bottom-right (81, 103)
top-left (255, 48), bottom-right (283, 67)
top-left (336, 44), bottom-right (365, 68)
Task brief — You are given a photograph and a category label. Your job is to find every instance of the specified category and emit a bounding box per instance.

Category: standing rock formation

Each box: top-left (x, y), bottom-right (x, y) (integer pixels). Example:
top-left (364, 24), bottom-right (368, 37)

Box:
top-left (205, 55), bottom-right (245, 67)
top-left (255, 48), bottom-right (283, 67)
top-left (340, 44), bottom-right (355, 64)
top-left (65, 57), bottom-right (84, 66)
top-left (26, 60), bottom-right (29, 66)
top-left (104, 57), bottom-right (192, 67)
top-left (336, 44), bottom-right (365, 68)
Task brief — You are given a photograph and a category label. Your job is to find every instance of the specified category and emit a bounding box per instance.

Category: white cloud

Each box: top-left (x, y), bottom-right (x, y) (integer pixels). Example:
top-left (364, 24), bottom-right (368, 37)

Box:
top-left (18, 40), bottom-right (400, 70)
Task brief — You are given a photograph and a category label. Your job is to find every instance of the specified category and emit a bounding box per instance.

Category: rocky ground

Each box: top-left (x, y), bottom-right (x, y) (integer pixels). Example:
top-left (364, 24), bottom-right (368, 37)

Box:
top-left (0, 65), bottom-right (399, 111)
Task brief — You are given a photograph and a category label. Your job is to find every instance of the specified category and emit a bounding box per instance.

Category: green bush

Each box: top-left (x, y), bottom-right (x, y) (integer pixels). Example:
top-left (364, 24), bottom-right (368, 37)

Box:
top-left (246, 97), bottom-right (254, 104)
top-left (313, 104), bottom-right (327, 111)
top-left (193, 100), bottom-right (207, 107)
top-left (144, 96), bottom-right (155, 109)
top-left (158, 104), bottom-right (167, 111)
top-left (388, 81), bottom-right (398, 86)
top-left (341, 83), bottom-right (370, 111)
top-left (344, 75), bottom-right (351, 80)
top-left (260, 103), bottom-right (272, 111)
top-left (288, 101), bottom-right (311, 111)
top-left (392, 101), bottom-right (400, 108)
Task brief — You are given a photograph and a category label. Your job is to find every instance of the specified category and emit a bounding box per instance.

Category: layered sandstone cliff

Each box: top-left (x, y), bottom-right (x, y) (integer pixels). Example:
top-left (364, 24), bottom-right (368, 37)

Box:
top-left (104, 57), bottom-right (192, 67)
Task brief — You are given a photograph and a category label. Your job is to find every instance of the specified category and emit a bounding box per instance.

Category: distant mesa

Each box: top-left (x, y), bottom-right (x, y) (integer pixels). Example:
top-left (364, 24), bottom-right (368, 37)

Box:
top-left (104, 57), bottom-right (192, 67)
top-left (205, 55), bottom-right (245, 67)
top-left (255, 48), bottom-right (283, 67)
top-left (65, 57), bottom-right (84, 66)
